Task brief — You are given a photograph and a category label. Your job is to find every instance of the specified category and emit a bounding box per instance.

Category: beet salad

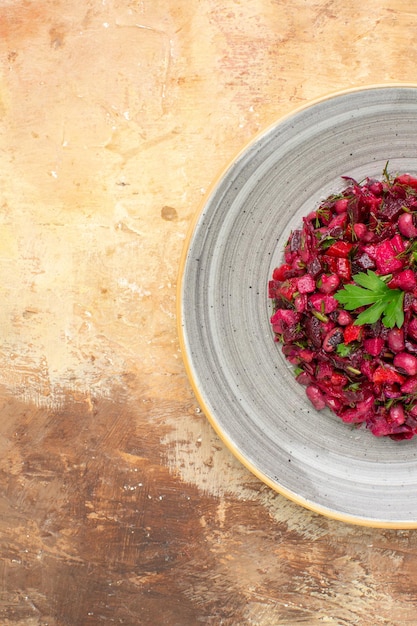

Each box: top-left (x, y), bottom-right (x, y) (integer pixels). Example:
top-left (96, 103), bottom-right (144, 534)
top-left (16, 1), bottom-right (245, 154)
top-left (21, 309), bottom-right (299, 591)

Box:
top-left (268, 167), bottom-right (417, 440)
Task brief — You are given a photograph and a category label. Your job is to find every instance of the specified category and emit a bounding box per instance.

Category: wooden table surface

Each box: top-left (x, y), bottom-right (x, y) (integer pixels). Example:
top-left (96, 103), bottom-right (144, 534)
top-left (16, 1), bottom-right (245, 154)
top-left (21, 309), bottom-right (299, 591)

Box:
top-left (2, 1), bottom-right (417, 624)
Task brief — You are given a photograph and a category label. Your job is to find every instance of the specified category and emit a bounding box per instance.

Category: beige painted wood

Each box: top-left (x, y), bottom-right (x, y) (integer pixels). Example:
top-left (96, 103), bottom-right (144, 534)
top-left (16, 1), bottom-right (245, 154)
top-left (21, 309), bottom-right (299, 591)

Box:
top-left (1, 1), bottom-right (417, 624)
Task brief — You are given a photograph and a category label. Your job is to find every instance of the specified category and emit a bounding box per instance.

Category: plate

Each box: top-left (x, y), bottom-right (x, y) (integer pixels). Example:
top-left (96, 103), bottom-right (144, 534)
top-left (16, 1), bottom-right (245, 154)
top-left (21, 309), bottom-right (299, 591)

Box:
top-left (178, 85), bottom-right (417, 527)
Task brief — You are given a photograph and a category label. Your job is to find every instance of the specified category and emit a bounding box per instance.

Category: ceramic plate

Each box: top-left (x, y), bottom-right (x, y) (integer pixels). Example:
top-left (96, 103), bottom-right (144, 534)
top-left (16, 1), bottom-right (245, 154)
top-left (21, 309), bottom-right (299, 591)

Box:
top-left (178, 85), bottom-right (417, 527)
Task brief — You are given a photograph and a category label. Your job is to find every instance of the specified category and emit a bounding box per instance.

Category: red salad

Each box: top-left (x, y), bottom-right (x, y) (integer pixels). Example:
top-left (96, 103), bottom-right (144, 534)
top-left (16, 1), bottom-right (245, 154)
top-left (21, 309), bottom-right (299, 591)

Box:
top-left (269, 167), bottom-right (417, 440)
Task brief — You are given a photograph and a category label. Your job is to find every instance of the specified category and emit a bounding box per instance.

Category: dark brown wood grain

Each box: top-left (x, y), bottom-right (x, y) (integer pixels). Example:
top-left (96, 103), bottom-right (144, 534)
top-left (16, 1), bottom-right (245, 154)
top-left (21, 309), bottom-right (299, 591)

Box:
top-left (1, 380), bottom-right (417, 625)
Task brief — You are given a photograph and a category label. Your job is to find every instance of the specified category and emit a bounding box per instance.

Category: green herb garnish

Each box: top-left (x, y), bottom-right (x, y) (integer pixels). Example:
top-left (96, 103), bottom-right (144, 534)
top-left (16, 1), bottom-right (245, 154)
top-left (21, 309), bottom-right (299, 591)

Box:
top-left (336, 343), bottom-right (353, 357)
top-left (334, 270), bottom-right (404, 329)
top-left (382, 159), bottom-right (392, 183)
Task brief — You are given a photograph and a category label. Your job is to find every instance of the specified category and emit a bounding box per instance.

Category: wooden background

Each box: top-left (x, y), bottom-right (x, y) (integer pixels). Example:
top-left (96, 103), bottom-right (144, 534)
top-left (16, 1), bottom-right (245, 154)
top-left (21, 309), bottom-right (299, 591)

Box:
top-left (1, 1), bottom-right (417, 624)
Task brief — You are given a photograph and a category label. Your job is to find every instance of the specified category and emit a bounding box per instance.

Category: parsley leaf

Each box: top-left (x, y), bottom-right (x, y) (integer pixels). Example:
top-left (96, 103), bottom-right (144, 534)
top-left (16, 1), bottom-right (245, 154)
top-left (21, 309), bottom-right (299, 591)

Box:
top-left (334, 270), bottom-right (404, 329)
top-left (336, 343), bottom-right (353, 357)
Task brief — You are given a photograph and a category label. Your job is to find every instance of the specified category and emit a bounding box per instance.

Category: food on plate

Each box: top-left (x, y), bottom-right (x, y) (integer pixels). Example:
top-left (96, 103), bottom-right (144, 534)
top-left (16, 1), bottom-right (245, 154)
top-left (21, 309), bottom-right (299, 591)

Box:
top-left (269, 167), bottom-right (417, 439)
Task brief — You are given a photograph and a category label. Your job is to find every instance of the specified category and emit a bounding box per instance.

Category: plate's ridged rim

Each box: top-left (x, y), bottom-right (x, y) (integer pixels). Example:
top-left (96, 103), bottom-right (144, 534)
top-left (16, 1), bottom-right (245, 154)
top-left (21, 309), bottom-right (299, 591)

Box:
top-left (177, 82), bottom-right (417, 528)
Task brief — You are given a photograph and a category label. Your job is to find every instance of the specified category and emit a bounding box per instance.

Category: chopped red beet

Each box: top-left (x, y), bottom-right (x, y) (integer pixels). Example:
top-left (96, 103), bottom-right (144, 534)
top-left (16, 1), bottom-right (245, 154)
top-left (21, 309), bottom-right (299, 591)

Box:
top-left (395, 173), bottom-right (417, 189)
top-left (389, 269), bottom-right (417, 291)
top-left (326, 241), bottom-right (353, 258)
top-left (343, 323), bottom-right (362, 344)
top-left (309, 293), bottom-right (339, 314)
top-left (297, 274), bottom-right (316, 294)
top-left (317, 273), bottom-right (340, 294)
top-left (269, 169), bottom-right (417, 440)
top-left (335, 257), bottom-right (351, 281)
top-left (294, 294), bottom-right (308, 312)
top-left (364, 337), bottom-right (384, 356)
top-left (372, 366), bottom-right (404, 384)
top-left (306, 385), bottom-right (326, 410)
top-left (401, 377), bottom-right (417, 394)
top-left (270, 309), bottom-right (301, 334)
top-left (272, 264), bottom-right (293, 281)
top-left (375, 238), bottom-right (404, 274)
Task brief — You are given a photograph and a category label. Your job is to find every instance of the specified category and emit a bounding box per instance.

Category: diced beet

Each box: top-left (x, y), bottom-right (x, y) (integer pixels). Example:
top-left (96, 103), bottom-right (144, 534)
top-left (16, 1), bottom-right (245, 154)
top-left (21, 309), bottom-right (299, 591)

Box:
top-left (298, 349), bottom-right (315, 363)
top-left (304, 211), bottom-right (318, 223)
top-left (362, 244), bottom-right (378, 260)
top-left (299, 225), bottom-right (317, 264)
top-left (363, 190), bottom-right (383, 210)
top-left (309, 293), bottom-right (339, 314)
top-left (272, 264), bottom-right (293, 281)
top-left (324, 396), bottom-right (343, 412)
top-left (321, 254), bottom-right (338, 274)
top-left (294, 294), bottom-right (308, 313)
top-left (372, 366), bottom-right (405, 385)
top-left (360, 360), bottom-right (374, 380)
top-left (285, 354), bottom-right (301, 365)
top-left (270, 309), bottom-right (301, 334)
top-left (283, 324), bottom-right (304, 344)
top-left (276, 277), bottom-right (299, 301)
top-left (383, 384), bottom-right (402, 399)
top-left (343, 324), bottom-right (362, 344)
top-left (304, 315), bottom-right (323, 348)
top-left (289, 229), bottom-right (302, 252)
top-left (318, 273), bottom-right (340, 294)
top-left (355, 252), bottom-right (375, 270)
top-left (391, 233), bottom-right (406, 255)
top-left (305, 385), bottom-right (326, 410)
top-left (268, 280), bottom-right (276, 299)
top-left (291, 258), bottom-right (306, 273)
top-left (380, 196), bottom-right (407, 221)
top-left (395, 173), bottom-right (417, 189)
top-left (364, 337), bottom-right (384, 356)
top-left (334, 198), bottom-right (349, 213)
top-left (387, 328), bottom-right (405, 353)
top-left (375, 239), bottom-right (404, 274)
top-left (370, 414), bottom-right (395, 437)
top-left (356, 395), bottom-right (375, 414)
top-left (389, 269), bottom-right (417, 292)
top-left (353, 223), bottom-right (368, 240)
top-left (296, 371), bottom-right (312, 386)
top-left (405, 339), bottom-right (417, 354)
top-left (316, 361), bottom-right (333, 380)
top-left (393, 352), bottom-right (417, 376)
top-left (282, 344), bottom-right (299, 359)
top-left (407, 317), bottom-right (417, 341)
top-left (391, 184), bottom-right (408, 199)
top-left (339, 409), bottom-right (366, 424)
top-left (331, 371), bottom-right (348, 387)
top-left (404, 292), bottom-right (415, 312)
top-left (326, 241), bottom-right (353, 258)
top-left (307, 257), bottom-right (323, 278)
top-left (389, 429), bottom-right (416, 441)
top-left (328, 213), bottom-right (347, 230)
top-left (368, 180), bottom-right (384, 196)
top-left (335, 257), bottom-right (351, 281)
top-left (401, 377), bottom-right (417, 394)
top-left (339, 396), bottom-right (374, 424)
top-left (297, 274), bottom-right (316, 294)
